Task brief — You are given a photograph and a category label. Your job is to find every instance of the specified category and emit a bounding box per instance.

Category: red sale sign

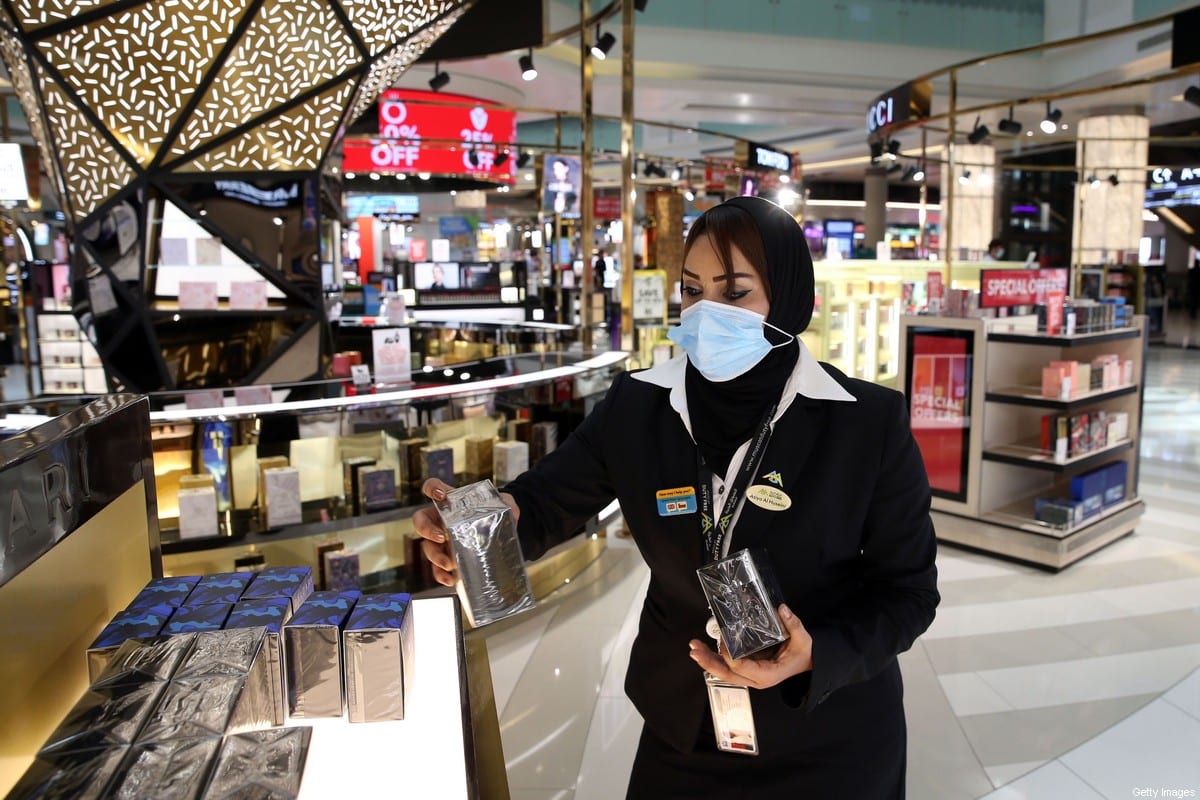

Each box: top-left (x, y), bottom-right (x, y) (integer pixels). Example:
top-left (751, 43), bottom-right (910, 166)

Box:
top-left (343, 89), bottom-right (516, 182)
top-left (980, 268), bottom-right (1068, 308)
top-left (908, 330), bottom-right (974, 501)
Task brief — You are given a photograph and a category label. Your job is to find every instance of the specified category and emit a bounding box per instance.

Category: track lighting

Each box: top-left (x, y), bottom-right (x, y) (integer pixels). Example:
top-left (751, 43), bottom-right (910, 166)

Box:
top-left (885, 139), bottom-right (900, 160)
top-left (516, 151), bottom-right (531, 168)
top-left (1108, 173), bottom-right (1119, 186)
top-left (912, 162), bottom-right (925, 182)
top-left (670, 165), bottom-right (682, 181)
top-left (494, 150), bottom-right (509, 168)
top-left (1088, 174), bottom-right (1101, 188)
top-left (1186, 86), bottom-right (1200, 108)
top-left (886, 162), bottom-right (903, 175)
top-left (591, 28), bottom-right (616, 60)
top-left (901, 166), bottom-right (916, 182)
top-left (519, 49), bottom-right (537, 81)
top-left (869, 141), bottom-right (884, 163)
top-left (997, 106), bottom-right (1022, 135)
top-left (428, 62), bottom-right (450, 92)
top-left (1040, 102), bottom-right (1062, 134)
top-left (967, 116), bottom-right (990, 144)
top-left (958, 169), bottom-right (971, 186)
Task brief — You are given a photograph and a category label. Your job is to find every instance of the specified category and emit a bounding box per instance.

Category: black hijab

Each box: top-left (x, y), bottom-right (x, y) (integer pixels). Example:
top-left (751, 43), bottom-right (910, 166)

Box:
top-left (684, 196), bottom-right (816, 476)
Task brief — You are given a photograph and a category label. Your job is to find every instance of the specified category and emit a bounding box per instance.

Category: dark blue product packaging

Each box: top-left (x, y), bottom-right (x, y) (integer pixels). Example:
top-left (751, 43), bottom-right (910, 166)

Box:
top-left (1034, 497), bottom-right (1085, 527)
top-left (343, 593), bottom-right (415, 723)
top-left (1104, 461), bottom-right (1129, 507)
top-left (283, 590), bottom-right (360, 719)
top-left (125, 576), bottom-right (202, 611)
top-left (186, 572), bottom-right (255, 606)
top-left (241, 566), bottom-right (314, 615)
top-left (225, 598), bottom-right (293, 726)
top-left (1071, 466), bottom-right (1109, 518)
top-left (163, 603), bottom-right (232, 635)
top-left (87, 603), bottom-right (176, 682)
top-left (200, 420), bottom-right (234, 511)
top-left (6, 746), bottom-right (129, 800)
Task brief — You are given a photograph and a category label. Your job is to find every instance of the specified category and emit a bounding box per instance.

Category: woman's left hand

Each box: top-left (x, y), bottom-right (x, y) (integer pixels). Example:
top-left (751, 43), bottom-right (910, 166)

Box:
top-left (688, 604), bottom-right (813, 689)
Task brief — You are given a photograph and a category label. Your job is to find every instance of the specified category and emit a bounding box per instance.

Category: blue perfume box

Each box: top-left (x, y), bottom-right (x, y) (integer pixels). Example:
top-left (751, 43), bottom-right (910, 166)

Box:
top-left (125, 576), bottom-right (201, 611)
top-left (241, 566), bottom-right (314, 614)
top-left (186, 572), bottom-right (254, 606)
top-left (162, 602), bottom-right (232, 635)
top-left (343, 593), bottom-right (415, 723)
top-left (283, 591), bottom-right (360, 718)
top-left (87, 603), bottom-right (176, 682)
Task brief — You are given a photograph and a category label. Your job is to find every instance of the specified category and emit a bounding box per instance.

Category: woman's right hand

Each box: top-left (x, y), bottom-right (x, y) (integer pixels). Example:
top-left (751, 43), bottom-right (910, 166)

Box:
top-left (411, 477), bottom-right (522, 587)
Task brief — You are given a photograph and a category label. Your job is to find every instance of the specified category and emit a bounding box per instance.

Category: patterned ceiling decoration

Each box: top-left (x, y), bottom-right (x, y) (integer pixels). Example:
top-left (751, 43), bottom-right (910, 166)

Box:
top-left (0, 0), bottom-right (472, 221)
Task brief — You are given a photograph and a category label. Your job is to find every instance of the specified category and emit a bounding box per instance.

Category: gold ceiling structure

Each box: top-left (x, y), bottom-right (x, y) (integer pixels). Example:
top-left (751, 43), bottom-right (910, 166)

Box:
top-left (0, 0), bottom-right (467, 222)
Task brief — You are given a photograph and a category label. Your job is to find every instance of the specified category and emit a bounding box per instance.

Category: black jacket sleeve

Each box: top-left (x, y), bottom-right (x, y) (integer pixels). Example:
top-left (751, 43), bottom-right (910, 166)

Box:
top-left (502, 372), bottom-right (624, 560)
top-left (787, 389), bottom-right (939, 711)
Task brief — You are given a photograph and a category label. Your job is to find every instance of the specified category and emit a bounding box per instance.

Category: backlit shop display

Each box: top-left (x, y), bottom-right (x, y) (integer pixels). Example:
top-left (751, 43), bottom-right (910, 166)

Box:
top-left (1144, 166), bottom-right (1200, 209)
top-left (341, 89), bottom-right (516, 183)
top-left (905, 327), bottom-right (974, 502)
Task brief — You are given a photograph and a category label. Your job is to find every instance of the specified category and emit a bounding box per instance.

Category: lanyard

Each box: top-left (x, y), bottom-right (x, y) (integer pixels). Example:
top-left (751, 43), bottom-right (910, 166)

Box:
top-left (695, 403), bottom-right (777, 564)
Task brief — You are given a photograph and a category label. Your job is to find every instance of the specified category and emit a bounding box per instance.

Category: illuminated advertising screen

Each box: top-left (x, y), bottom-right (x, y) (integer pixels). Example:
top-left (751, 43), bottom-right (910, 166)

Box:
top-left (905, 327), bottom-right (974, 501)
top-left (542, 154), bottom-right (582, 218)
top-left (414, 262), bottom-right (460, 290)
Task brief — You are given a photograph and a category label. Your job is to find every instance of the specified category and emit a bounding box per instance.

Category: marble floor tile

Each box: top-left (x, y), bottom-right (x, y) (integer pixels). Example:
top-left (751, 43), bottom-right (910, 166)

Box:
top-left (923, 626), bottom-right (1094, 674)
top-left (984, 760), bottom-right (1051, 790)
top-left (487, 608), bottom-right (558, 716)
top-left (1163, 667), bottom-right (1200, 721)
top-left (509, 790), bottom-right (574, 800)
top-left (980, 760), bottom-right (1105, 799)
top-left (924, 589), bottom-right (1129, 640)
top-left (1059, 609), bottom-right (1200, 658)
top-left (936, 548), bottom-right (1031, 582)
top-left (573, 697), bottom-right (643, 800)
top-left (1059, 699), bottom-right (1200, 798)
top-left (938, 672), bottom-right (1016, 716)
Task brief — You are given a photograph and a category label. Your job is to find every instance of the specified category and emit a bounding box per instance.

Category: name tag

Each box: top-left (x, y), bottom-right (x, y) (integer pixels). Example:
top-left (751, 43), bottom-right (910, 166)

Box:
top-left (656, 486), bottom-right (697, 516)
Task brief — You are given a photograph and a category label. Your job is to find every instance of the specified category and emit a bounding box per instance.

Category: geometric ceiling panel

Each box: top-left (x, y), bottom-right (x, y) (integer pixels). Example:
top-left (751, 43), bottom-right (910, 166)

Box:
top-left (169, 0), bottom-right (362, 160)
top-left (345, 9), bottom-right (467, 123)
top-left (337, 0), bottom-right (460, 56)
top-left (34, 62), bottom-right (137, 221)
top-left (36, 0), bottom-right (255, 166)
top-left (178, 79), bottom-right (357, 173)
top-left (8, 0), bottom-right (125, 32)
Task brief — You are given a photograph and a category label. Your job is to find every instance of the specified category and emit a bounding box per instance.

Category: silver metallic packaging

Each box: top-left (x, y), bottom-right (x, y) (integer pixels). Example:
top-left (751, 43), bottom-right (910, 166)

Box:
top-left (343, 593), bottom-right (415, 723)
top-left (91, 633), bottom-right (197, 690)
top-left (38, 681), bottom-right (166, 756)
top-left (107, 736), bottom-right (222, 800)
top-left (695, 547), bottom-right (789, 660)
top-left (224, 597), bottom-right (292, 726)
top-left (6, 746), bottom-right (128, 799)
top-left (282, 590), bottom-right (359, 718)
top-left (436, 480), bottom-right (534, 628)
top-left (201, 727), bottom-right (312, 799)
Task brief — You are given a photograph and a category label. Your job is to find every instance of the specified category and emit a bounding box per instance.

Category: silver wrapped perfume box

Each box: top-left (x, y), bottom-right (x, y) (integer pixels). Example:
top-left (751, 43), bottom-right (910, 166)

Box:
top-left (696, 547), bottom-right (789, 660)
top-left (202, 728), bottom-right (312, 799)
top-left (107, 736), bottom-right (222, 800)
top-left (283, 590), bottom-right (360, 718)
top-left (436, 480), bottom-right (534, 628)
top-left (6, 746), bottom-right (128, 799)
top-left (343, 593), bottom-right (415, 723)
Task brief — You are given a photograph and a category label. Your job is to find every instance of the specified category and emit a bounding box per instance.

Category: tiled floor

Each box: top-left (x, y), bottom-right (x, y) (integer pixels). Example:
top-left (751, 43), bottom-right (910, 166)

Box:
top-left (482, 346), bottom-right (1200, 799)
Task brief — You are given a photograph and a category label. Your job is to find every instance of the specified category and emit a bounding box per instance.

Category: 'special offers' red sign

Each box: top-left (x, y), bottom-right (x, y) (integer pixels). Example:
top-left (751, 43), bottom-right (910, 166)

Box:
top-left (979, 268), bottom-right (1069, 308)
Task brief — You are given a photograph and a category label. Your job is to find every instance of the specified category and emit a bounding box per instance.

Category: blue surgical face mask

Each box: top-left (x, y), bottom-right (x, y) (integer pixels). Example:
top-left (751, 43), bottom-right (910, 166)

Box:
top-left (667, 299), bottom-right (793, 382)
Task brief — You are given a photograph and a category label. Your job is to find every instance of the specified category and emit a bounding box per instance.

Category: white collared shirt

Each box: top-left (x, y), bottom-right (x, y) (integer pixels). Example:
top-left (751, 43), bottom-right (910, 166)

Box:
top-left (631, 339), bottom-right (856, 556)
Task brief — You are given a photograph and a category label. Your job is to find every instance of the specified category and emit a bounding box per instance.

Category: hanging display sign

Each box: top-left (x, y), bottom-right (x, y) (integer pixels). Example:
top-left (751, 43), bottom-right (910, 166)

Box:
top-left (734, 140), bottom-right (791, 173)
top-left (705, 162), bottom-right (741, 191)
top-left (1145, 166), bottom-right (1200, 208)
top-left (979, 268), bottom-right (1069, 308)
top-left (865, 80), bottom-right (932, 134)
top-left (341, 89), bottom-right (516, 182)
top-left (633, 269), bottom-right (668, 326)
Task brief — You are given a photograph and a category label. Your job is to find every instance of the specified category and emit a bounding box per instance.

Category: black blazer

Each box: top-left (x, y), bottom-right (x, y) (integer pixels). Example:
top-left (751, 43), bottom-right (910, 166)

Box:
top-left (505, 360), bottom-right (939, 769)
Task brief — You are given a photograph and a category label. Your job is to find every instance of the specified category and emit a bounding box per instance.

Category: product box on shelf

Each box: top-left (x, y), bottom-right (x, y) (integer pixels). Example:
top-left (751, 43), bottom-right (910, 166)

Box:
top-left (225, 597), bottom-right (292, 726)
top-left (203, 728), bottom-right (312, 799)
top-left (358, 465), bottom-right (397, 513)
top-left (1041, 366), bottom-right (1068, 400)
top-left (86, 603), bottom-right (176, 681)
top-left (255, 456), bottom-right (288, 507)
top-left (464, 435), bottom-right (494, 479)
top-left (263, 466), bottom-right (303, 528)
top-left (38, 680), bottom-right (167, 756)
top-left (507, 418), bottom-right (532, 444)
top-left (186, 572), bottom-right (254, 606)
top-left (1100, 461), bottom-right (1129, 507)
top-left (696, 547), bottom-right (789, 661)
top-left (1034, 497), bottom-right (1086, 527)
top-left (342, 456), bottom-right (376, 514)
top-left (1070, 466), bottom-right (1108, 519)
top-left (1107, 411), bottom-right (1130, 443)
top-left (325, 551), bottom-right (361, 592)
top-left (436, 480), bottom-right (535, 628)
top-left (162, 602), bottom-right (232, 634)
top-left (1069, 413), bottom-right (1091, 456)
top-left (531, 421), bottom-right (558, 462)
top-left (283, 590), bottom-right (360, 718)
top-left (396, 437), bottom-right (429, 483)
top-left (126, 576), bottom-right (201, 611)
top-left (111, 737), bottom-right (222, 799)
top-left (1076, 363), bottom-right (1092, 395)
top-left (177, 485), bottom-right (220, 540)
top-left (241, 566), bottom-right (314, 615)
top-left (1089, 410), bottom-right (1109, 450)
top-left (493, 440), bottom-right (529, 486)
top-left (92, 634), bottom-right (197, 690)
top-left (1048, 361), bottom-right (1079, 397)
top-left (420, 445), bottom-right (455, 485)
top-left (7, 744), bottom-right (129, 799)
top-left (315, 540), bottom-right (344, 590)
top-left (343, 593), bottom-right (416, 723)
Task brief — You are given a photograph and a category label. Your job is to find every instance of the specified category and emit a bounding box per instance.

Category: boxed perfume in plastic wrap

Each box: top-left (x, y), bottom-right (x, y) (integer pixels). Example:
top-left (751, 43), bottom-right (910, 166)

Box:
top-left (6, 746), bottom-right (129, 799)
top-left (436, 480), bottom-right (534, 627)
top-left (343, 593), bottom-right (415, 723)
top-left (186, 572), bottom-right (254, 606)
top-left (225, 597), bottom-right (292, 726)
top-left (283, 590), bottom-right (360, 718)
top-left (202, 728), bottom-right (311, 799)
top-left (86, 603), bottom-right (176, 682)
top-left (125, 576), bottom-right (201, 611)
top-left (696, 548), bottom-right (789, 660)
top-left (240, 566), bottom-right (314, 614)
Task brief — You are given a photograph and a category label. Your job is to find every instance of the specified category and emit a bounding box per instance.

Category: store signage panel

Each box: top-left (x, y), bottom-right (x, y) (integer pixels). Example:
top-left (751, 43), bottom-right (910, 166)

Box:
top-left (734, 140), bottom-right (791, 173)
top-left (1145, 166), bottom-right (1200, 208)
top-left (866, 80), bottom-right (932, 134)
top-left (594, 193), bottom-right (622, 219)
top-left (905, 328), bottom-right (973, 501)
top-left (363, 88), bottom-right (516, 182)
top-left (979, 268), bottom-right (1068, 308)
top-left (345, 194), bottom-right (420, 218)
top-left (633, 269), bottom-right (668, 326)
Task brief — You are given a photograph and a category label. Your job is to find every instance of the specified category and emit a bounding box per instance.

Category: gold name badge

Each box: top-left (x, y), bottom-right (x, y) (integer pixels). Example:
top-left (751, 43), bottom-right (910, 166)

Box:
top-left (745, 484), bottom-right (791, 511)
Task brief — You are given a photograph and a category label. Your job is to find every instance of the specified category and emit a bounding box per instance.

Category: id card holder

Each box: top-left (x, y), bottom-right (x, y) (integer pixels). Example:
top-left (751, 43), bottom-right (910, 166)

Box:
top-left (704, 672), bottom-right (759, 756)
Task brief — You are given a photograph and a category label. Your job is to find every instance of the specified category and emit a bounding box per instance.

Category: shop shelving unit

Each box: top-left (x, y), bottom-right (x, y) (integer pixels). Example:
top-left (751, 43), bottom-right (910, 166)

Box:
top-left (898, 313), bottom-right (1146, 570)
top-left (36, 311), bottom-right (107, 395)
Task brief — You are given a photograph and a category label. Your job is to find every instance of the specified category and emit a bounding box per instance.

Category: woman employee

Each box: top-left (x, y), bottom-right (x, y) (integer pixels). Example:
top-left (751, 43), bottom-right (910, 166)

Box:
top-left (414, 196), bottom-right (939, 797)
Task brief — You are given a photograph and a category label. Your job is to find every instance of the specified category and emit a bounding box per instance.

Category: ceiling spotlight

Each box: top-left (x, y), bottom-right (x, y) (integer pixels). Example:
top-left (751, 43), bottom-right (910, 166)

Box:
top-left (591, 28), bottom-right (616, 60)
top-left (634, 0), bottom-right (648, 10)
top-left (494, 150), bottom-right (509, 168)
top-left (869, 141), bottom-right (884, 162)
top-left (901, 166), bottom-right (916, 181)
top-left (967, 116), bottom-right (990, 144)
top-left (886, 161), bottom-right (903, 174)
top-left (913, 162), bottom-right (926, 182)
top-left (520, 49), bottom-right (537, 81)
top-left (368, 172), bottom-right (380, 180)
top-left (428, 62), bottom-right (450, 92)
top-left (684, 190), bottom-right (695, 201)
top-left (1186, 86), bottom-right (1200, 108)
top-left (958, 169), bottom-right (971, 186)
top-left (1040, 102), bottom-right (1062, 134)
top-left (1088, 174), bottom-right (1101, 188)
top-left (778, 174), bottom-right (791, 184)
top-left (997, 106), bottom-right (1022, 135)
top-left (1108, 173), bottom-right (1120, 186)
top-left (670, 165), bottom-right (682, 181)
top-left (467, 148), bottom-right (479, 167)
top-left (516, 151), bottom-right (531, 168)
top-left (885, 139), bottom-right (900, 160)
top-left (272, 216), bottom-right (284, 226)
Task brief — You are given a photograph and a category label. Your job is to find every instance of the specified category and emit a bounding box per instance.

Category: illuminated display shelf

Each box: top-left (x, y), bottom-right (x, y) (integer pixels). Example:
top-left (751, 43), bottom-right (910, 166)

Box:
top-left (898, 313), bottom-right (1146, 570)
